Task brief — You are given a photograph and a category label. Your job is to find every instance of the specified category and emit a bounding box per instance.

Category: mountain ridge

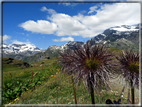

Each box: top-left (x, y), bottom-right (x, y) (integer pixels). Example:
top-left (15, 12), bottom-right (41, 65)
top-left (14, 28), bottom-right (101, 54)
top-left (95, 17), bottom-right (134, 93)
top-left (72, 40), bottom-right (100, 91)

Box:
top-left (2, 23), bottom-right (140, 63)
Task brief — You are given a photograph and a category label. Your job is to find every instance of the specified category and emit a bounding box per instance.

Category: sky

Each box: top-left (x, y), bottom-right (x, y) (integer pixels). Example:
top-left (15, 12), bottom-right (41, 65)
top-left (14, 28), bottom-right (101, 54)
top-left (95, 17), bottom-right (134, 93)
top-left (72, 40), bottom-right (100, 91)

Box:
top-left (1, 0), bottom-right (141, 50)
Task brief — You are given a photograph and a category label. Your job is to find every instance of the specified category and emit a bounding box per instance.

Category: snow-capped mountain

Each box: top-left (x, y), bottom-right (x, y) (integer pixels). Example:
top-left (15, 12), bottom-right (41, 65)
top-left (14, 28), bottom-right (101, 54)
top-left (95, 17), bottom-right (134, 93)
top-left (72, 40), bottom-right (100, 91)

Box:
top-left (3, 23), bottom-right (140, 63)
top-left (60, 41), bottom-right (84, 50)
top-left (3, 43), bottom-right (41, 54)
top-left (88, 24), bottom-right (140, 49)
top-left (2, 43), bottom-right (42, 60)
top-left (22, 23), bottom-right (140, 63)
top-left (22, 41), bottom-right (84, 63)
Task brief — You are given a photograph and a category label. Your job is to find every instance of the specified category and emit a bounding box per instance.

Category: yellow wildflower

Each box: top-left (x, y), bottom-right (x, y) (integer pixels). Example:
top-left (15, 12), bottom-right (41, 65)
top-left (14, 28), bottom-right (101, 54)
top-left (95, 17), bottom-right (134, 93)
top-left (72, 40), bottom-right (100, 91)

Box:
top-left (42, 77), bottom-right (44, 78)
top-left (51, 75), bottom-right (54, 77)
top-left (26, 88), bottom-right (28, 90)
top-left (8, 102), bottom-right (12, 104)
top-left (56, 72), bottom-right (58, 74)
top-left (38, 81), bottom-right (41, 83)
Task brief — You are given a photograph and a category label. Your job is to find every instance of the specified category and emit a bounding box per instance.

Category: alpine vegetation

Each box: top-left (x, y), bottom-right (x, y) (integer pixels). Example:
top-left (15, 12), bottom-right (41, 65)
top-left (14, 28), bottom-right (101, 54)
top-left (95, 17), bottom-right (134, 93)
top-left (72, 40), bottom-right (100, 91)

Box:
top-left (59, 41), bottom-right (117, 104)
top-left (116, 50), bottom-right (139, 104)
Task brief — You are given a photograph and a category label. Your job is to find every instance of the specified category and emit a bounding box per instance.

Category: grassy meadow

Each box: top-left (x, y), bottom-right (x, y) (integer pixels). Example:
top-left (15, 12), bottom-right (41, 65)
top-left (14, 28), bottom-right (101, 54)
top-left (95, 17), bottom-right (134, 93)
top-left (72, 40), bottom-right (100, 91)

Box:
top-left (2, 48), bottom-right (140, 106)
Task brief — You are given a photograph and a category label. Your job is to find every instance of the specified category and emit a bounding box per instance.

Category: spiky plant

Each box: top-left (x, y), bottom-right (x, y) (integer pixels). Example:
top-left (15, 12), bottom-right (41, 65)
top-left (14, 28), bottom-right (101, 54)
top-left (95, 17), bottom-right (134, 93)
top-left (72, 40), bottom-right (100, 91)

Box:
top-left (59, 41), bottom-right (116, 104)
top-left (116, 50), bottom-right (139, 104)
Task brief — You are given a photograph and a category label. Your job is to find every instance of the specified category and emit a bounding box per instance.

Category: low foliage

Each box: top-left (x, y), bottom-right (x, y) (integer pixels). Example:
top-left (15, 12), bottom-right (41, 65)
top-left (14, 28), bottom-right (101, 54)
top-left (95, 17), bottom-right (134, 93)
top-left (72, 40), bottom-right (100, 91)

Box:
top-left (2, 49), bottom-right (139, 105)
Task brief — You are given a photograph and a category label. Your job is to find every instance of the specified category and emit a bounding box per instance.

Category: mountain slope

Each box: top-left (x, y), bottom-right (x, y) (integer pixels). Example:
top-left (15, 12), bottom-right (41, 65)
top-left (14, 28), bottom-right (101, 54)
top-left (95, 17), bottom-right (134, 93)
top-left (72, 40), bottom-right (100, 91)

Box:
top-left (88, 24), bottom-right (139, 50)
top-left (22, 41), bottom-right (84, 63)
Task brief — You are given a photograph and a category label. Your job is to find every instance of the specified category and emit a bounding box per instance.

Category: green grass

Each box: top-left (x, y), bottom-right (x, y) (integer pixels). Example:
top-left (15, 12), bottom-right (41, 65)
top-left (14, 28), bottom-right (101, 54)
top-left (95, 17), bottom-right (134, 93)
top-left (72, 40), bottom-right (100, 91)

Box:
top-left (2, 55), bottom-right (139, 105)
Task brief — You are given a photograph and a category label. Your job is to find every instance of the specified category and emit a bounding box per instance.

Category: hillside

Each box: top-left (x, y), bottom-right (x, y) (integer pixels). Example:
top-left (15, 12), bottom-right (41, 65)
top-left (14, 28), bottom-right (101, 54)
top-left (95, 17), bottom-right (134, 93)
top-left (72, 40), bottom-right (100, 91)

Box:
top-left (2, 57), bottom-right (30, 72)
top-left (2, 47), bottom-right (139, 105)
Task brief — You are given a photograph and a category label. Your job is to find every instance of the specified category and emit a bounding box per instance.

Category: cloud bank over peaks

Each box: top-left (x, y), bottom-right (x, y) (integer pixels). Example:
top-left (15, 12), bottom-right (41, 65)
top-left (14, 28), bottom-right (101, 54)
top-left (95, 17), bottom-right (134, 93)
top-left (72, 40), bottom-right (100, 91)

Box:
top-left (11, 39), bottom-right (36, 47)
top-left (1, 34), bottom-right (36, 48)
top-left (19, 3), bottom-right (140, 40)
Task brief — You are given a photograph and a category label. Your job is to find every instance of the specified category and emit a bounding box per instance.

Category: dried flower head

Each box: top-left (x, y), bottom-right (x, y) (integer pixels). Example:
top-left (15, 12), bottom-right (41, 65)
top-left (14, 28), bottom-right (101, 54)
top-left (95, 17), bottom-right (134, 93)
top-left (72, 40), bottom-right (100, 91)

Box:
top-left (116, 50), bottom-right (139, 89)
top-left (59, 41), bottom-right (116, 92)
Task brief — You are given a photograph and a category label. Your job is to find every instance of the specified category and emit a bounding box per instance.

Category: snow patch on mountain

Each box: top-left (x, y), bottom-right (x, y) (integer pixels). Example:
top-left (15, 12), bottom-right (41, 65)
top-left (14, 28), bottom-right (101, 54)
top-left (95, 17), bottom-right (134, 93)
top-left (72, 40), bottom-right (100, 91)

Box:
top-left (2, 43), bottom-right (41, 55)
top-left (110, 25), bottom-right (139, 31)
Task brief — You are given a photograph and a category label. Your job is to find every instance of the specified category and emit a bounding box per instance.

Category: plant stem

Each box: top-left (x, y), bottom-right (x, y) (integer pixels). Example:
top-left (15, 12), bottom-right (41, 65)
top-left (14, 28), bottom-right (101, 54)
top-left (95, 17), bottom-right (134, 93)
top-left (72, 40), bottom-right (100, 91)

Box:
top-left (9, 73), bottom-right (12, 82)
top-left (30, 71), bottom-right (33, 84)
top-left (127, 89), bottom-right (131, 104)
top-left (90, 72), bottom-right (95, 104)
top-left (130, 79), bottom-right (135, 104)
top-left (72, 76), bottom-right (77, 104)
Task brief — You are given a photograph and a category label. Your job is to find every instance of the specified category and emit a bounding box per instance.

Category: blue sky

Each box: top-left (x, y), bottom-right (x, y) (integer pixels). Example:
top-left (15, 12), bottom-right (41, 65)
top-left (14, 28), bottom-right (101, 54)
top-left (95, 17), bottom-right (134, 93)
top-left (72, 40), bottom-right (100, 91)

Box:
top-left (2, 1), bottom-right (140, 50)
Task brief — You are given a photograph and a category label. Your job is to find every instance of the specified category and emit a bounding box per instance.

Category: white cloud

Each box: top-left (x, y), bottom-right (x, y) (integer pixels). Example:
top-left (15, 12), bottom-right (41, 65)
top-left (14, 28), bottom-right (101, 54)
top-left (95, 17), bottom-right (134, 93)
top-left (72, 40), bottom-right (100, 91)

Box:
top-left (52, 37), bottom-right (74, 42)
top-left (81, 3), bottom-right (140, 28)
top-left (1, 35), bottom-right (11, 43)
top-left (88, 6), bottom-right (98, 14)
top-left (12, 39), bottom-right (35, 46)
top-left (40, 6), bottom-right (56, 14)
top-left (80, 10), bottom-right (86, 14)
top-left (59, 3), bottom-right (78, 6)
top-left (49, 13), bottom-right (86, 36)
top-left (3, 35), bottom-right (11, 41)
top-left (19, 3), bottom-right (140, 38)
top-left (19, 20), bottom-right (58, 34)
top-left (62, 3), bottom-right (71, 6)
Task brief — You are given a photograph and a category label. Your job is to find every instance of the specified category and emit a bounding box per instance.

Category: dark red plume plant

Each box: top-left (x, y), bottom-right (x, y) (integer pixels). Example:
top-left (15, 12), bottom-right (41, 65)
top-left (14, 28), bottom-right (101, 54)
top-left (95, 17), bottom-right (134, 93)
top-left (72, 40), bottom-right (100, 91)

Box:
top-left (116, 50), bottom-right (139, 104)
top-left (59, 41), bottom-right (116, 104)
top-left (30, 71), bottom-right (33, 84)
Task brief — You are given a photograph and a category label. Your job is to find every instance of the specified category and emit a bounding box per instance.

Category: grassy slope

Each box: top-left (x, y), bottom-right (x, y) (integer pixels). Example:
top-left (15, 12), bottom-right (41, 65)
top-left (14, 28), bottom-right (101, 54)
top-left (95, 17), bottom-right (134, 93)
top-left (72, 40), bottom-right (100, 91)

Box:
top-left (2, 48), bottom-right (139, 105)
